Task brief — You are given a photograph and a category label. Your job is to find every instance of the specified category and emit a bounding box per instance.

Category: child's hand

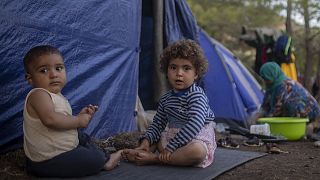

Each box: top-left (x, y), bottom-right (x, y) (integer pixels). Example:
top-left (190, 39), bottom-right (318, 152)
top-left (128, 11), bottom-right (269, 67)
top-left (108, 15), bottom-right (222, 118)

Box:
top-left (79, 104), bottom-right (98, 116)
top-left (77, 113), bottom-right (92, 128)
top-left (77, 104), bottom-right (98, 128)
top-left (159, 149), bottom-right (172, 163)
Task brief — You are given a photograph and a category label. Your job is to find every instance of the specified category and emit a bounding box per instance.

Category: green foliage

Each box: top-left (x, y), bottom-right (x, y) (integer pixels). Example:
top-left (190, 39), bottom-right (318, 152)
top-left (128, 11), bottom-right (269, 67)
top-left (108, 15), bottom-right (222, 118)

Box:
top-left (187, 0), bottom-right (284, 69)
top-left (186, 0), bottom-right (320, 82)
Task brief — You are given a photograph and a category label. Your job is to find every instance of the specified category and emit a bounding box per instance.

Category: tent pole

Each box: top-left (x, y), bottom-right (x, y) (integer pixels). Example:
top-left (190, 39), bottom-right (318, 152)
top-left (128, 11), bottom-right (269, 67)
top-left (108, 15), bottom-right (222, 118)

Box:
top-left (153, 0), bottom-right (167, 104)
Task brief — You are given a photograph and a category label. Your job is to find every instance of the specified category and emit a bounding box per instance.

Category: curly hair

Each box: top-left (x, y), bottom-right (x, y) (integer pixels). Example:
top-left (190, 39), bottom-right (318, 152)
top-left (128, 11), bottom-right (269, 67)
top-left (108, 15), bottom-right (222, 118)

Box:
top-left (160, 39), bottom-right (208, 81)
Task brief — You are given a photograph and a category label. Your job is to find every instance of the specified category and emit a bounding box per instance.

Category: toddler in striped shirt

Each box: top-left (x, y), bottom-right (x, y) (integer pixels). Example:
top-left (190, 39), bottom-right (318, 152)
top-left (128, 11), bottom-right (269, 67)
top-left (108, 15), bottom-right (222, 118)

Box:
top-left (123, 39), bottom-right (216, 168)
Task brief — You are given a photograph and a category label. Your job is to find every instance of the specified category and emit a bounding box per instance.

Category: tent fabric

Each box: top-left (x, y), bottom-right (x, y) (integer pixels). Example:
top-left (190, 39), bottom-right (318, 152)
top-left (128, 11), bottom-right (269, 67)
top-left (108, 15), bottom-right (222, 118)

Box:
top-left (0, 0), bottom-right (264, 153)
top-left (164, 0), bottom-right (199, 44)
top-left (0, 0), bottom-right (141, 153)
top-left (200, 30), bottom-right (264, 126)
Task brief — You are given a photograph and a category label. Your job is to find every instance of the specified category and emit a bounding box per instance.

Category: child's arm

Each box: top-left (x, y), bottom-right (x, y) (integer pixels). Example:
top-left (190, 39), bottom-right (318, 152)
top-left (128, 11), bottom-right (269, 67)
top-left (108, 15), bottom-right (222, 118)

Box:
top-left (265, 86), bottom-right (286, 117)
top-left (142, 102), bottom-right (167, 145)
top-left (27, 89), bottom-right (96, 130)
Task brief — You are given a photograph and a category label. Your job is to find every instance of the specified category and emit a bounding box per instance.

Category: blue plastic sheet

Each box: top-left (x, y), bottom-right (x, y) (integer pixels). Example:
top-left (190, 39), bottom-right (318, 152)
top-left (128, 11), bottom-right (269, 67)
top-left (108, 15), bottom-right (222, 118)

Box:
top-left (0, 0), bottom-right (141, 153)
top-left (200, 30), bottom-right (263, 125)
top-left (165, 0), bottom-right (199, 43)
top-left (0, 0), bottom-right (264, 153)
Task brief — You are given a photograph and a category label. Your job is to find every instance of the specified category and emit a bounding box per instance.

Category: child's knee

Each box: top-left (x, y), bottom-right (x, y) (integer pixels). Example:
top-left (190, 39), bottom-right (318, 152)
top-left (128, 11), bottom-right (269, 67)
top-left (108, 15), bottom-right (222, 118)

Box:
top-left (189, 143), bottom-right (207, 163)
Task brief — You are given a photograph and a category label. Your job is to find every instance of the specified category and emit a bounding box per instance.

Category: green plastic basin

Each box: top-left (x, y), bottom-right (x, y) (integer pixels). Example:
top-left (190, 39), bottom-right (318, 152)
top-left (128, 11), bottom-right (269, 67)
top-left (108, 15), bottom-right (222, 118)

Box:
top-left (257, 117), bottom-right (309, 141)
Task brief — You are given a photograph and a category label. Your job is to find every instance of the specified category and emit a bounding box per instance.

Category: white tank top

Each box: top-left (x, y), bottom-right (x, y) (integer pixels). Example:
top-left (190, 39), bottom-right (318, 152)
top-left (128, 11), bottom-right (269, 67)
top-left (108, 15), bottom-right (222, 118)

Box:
top-left (23, 88), bottom-right (79, 162)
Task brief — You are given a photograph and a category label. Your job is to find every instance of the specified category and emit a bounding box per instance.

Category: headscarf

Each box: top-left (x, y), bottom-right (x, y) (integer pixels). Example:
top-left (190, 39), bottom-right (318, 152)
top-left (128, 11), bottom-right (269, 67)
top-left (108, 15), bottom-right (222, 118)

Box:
top-left (259, 62), bottom-right (287, 92)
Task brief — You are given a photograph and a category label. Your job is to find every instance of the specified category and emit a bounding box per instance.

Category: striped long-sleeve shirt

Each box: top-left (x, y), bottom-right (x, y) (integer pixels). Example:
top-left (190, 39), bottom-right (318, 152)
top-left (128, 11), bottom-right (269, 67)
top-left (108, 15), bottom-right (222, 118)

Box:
top-left (144, 83), bottom-right (215, 152)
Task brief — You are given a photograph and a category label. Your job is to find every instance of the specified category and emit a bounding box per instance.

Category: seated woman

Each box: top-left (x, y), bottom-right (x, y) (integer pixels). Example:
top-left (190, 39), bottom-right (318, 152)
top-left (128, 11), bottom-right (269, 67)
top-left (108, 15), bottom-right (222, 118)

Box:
top-left (251, 62), bottom-right (320, 137)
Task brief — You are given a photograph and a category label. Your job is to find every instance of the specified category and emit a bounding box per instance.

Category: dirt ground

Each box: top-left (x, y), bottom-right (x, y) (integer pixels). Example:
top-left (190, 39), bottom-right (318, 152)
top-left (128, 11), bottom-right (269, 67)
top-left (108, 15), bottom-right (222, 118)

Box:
top-left (0, 132), bottom-right (319, 180)
top-left (215, 133), bottom-right (320, 180)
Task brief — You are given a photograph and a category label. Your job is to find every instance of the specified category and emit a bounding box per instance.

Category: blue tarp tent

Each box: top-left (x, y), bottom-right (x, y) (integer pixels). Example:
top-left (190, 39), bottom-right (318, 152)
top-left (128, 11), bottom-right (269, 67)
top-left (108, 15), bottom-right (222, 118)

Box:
top-left (200, 31), bottom-right (263, 126)
top-left (0, 0), bottom-right (141, 153)
top-left (0, 0), bottom-right (263, 153)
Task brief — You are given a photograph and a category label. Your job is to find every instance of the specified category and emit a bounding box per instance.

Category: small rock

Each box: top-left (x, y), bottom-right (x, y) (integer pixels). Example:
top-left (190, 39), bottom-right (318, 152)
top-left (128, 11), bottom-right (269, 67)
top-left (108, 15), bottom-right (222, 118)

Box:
top-left (314, 141), bottom-right (320, 147)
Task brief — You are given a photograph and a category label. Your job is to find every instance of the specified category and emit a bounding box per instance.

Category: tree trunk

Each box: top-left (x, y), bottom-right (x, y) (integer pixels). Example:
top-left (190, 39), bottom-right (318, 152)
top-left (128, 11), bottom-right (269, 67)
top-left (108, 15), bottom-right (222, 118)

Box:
top-left (286, 0), bottom-right (292, 36)
top-left (153, 0), bottom-right (168, 103)
top-left (316, 51), bottom-right (320, 102)
top-left (302, 0), bottom-right (313, 91)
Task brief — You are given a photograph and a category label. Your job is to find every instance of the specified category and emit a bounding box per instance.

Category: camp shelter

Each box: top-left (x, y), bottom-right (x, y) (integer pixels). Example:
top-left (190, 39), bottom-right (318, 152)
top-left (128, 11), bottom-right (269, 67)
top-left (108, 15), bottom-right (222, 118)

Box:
top-left (0, 0), bottom-right (263, 153)
top-left (200, 30), bottom-right (264, 127)
top-left (0, 0), bottom-right (141, 153)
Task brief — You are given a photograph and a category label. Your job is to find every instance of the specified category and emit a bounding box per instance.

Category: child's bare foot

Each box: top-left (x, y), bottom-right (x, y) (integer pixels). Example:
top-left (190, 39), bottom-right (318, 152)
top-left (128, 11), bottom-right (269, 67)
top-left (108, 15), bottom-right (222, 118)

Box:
top-left (104, 150), bottom-right (122, 171)
top-left (122, 149), bottom-right (159, 165)
top-left (134, 151), bottom-right (159, 165)
top-left (122, 149), bottom-right (139, 162)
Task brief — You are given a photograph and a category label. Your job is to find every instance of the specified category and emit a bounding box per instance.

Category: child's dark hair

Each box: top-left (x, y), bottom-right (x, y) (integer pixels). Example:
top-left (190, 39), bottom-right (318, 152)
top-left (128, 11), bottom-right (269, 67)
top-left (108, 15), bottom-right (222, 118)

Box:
top-left (160, 39), bottom-right (208, 81)
top-left (23, 45), bottom-right (62, 73)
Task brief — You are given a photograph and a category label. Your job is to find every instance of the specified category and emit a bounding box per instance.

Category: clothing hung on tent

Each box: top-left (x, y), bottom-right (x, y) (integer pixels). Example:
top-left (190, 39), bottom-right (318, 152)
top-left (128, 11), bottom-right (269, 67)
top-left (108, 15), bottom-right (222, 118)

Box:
top-left (280, 54), bottom-right (298, 81)
top-left (274, 35), bottom-right (298, 81)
